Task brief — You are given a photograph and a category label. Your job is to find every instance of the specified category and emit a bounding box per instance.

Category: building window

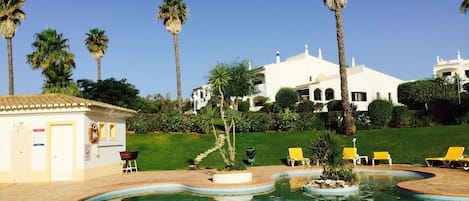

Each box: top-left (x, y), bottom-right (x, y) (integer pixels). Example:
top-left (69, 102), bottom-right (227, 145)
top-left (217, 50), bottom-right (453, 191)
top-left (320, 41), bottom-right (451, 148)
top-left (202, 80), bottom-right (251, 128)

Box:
top-left (297, 89), bottom-right (310, 101)
top-left (314, 89), bottom-right (322, 101)
top-left (325, 88), bottom-right (334, 100)
top-left (200, 91), bottom-right (204, 99)
top-left (388, 92), bottom-right (392, 103)
top-left (309, 76), bottom-right (312, 82)
top-left (99, 123), bottom-right (106, 140)
top-left (376, 92), bottom-right (381, 99)
top-left (442, 72), bottom-right (452, 77)
top-left (110, 124), bottom-right (116, 140)
top-left (465, 70), bottom-right (469, 78)
top-left (351, 92), bottom-right (367, 102)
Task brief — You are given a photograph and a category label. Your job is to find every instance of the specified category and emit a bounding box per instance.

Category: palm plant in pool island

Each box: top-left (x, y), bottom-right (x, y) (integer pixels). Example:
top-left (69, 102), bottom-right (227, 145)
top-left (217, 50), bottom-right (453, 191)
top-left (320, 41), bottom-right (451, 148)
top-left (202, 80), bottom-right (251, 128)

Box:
top-left (304, 130), bottom-right (359, 192)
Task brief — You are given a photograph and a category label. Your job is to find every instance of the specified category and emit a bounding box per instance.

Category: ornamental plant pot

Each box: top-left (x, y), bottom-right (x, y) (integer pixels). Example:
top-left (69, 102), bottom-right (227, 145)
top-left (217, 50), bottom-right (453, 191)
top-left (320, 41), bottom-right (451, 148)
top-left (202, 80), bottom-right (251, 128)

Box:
top-left (212, 170), bottom-right (253, 184)
top-left (302, 179), bottom-right (360, 196)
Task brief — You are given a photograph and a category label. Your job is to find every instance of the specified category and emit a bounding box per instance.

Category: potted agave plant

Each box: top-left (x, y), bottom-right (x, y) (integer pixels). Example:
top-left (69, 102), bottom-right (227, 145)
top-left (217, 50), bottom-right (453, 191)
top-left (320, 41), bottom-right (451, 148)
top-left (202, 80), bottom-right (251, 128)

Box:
top-left (303, 130), bottom-right (360, 195)
top-left (192, 64), bottom-right (253, 184)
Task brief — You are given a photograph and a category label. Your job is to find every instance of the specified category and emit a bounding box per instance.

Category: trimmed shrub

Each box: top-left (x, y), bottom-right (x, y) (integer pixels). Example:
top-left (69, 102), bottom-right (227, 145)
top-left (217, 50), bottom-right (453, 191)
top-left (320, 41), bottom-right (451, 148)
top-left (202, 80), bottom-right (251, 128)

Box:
top-left (327, 100), bottom-right (343, 111)
top-left (368, 99), bottom-right (393, 128)
top-left (390, 106), bottom-right (411, 128)
top-left (275, 87), bottom-right (299, 109)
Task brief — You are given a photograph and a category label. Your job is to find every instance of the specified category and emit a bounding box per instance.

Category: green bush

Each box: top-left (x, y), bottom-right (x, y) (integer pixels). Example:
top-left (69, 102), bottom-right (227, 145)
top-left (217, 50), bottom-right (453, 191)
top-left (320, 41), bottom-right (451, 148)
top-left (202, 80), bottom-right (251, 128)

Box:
top-left (298, 113), bottom-right (325, 130)
top-left (390, 106), bottom-right (411, 128)
top-left (354, 112), bottom-right (372, 130)
top-left (297, 101), bottom-right (315, 113)
top-left (274, 111), bottom-right (299, 131)
top-left (238, 100), bottom-right (250, 112)
top-left (327, 100), bottom-right (343, 111)
top-left (244, 112), bottom-right (272, 132)
top-left (275, 87), bottom-right (299, 109)
top-left (368, 99), bottom-right (393, 128)
top-left (259, 102), bottom-right (282, 113)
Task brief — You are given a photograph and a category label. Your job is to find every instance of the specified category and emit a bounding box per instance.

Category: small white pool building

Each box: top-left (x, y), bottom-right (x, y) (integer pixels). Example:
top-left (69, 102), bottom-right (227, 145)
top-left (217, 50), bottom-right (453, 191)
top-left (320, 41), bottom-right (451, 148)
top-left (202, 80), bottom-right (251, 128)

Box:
top-left (0, 94), bottom-right (136, 182)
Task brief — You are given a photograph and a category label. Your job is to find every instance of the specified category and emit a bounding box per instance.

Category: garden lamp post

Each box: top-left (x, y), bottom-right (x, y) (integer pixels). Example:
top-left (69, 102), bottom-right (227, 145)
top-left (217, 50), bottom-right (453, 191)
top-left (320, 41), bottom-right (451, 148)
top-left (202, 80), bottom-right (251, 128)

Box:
top-left (352, 138), bottom-right (356, 149)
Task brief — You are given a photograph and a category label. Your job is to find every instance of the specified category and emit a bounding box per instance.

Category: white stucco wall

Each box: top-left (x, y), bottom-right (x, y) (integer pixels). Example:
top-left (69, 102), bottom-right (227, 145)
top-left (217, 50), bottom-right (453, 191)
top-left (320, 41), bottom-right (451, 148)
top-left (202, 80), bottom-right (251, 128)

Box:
top-left (0, 107), bottom-right (128, 182)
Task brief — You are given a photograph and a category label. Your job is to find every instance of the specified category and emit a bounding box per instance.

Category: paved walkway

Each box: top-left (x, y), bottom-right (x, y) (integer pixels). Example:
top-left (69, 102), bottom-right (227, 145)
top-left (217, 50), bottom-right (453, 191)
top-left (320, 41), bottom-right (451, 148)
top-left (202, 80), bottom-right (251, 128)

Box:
top-left (0, 165), bottom-right (468, 201)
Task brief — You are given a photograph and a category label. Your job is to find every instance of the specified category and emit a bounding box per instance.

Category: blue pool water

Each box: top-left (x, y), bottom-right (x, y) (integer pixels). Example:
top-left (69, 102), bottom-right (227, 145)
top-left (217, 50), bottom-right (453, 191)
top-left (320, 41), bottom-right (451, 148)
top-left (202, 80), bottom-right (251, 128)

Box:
top-left (107, 171), bottom-right (431, 201)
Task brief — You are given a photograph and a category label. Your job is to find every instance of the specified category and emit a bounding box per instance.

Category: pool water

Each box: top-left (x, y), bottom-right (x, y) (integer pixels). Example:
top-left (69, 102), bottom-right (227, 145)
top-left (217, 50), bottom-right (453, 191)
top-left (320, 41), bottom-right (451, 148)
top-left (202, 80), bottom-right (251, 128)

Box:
top-left (118, 171), bottom-right (426, 201)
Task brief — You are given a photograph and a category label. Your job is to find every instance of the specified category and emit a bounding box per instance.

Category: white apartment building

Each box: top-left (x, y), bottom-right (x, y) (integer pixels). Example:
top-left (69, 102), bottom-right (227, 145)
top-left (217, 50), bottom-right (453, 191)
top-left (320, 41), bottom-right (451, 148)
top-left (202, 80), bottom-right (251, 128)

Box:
top-left (433, 51), bottom-right (469, 87)
top-left (191, 45), bottom-right (404, 112)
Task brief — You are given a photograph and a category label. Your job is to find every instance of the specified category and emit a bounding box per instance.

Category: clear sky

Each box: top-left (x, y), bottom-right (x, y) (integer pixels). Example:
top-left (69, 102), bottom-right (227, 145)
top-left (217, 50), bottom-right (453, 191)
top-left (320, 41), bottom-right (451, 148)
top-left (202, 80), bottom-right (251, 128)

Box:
top-left (1, 0), bottom-right (468, 99)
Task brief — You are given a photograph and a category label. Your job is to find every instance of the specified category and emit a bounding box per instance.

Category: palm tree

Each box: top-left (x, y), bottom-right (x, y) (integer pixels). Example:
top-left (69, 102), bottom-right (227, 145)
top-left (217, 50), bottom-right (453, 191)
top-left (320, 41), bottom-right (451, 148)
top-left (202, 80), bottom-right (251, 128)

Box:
top-left (157, 0), bottom-right (188, 113)
top-left (0, 0), bottom-right (26, 95)
top-left (323, 0), bottom-right (355, 135)
top-left (85, 28), bottom-right (109, 81)
top-left (461, 0), bottom-right (469, 14)
top-left (26, 28), bottom-right (78, 95)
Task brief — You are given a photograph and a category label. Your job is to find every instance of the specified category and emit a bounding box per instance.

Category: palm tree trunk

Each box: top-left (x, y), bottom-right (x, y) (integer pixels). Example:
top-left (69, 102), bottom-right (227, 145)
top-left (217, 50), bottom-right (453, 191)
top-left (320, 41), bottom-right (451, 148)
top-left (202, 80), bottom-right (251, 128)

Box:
top-left (173, 34), bottom-right (183, 113)
top-left (334, 9), bottom-right (354, 135)
top-left (7, 38), bottom-right (14, 95)
top-left (97, 58), bottom-right (102, 81)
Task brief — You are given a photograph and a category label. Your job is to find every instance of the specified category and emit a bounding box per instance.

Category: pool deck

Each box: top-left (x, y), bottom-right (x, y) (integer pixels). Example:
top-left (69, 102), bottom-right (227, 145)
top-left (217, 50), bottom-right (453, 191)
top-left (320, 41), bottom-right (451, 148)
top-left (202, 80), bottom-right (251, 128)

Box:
top-left (1, 164), bottom-right (469, 201)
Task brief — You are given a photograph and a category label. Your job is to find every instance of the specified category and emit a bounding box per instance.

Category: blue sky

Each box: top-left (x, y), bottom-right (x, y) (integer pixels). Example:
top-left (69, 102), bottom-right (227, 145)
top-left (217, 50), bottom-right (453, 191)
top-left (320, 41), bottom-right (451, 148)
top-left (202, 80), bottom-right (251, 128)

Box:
top-left (1, 0), bottom-right (468, 98)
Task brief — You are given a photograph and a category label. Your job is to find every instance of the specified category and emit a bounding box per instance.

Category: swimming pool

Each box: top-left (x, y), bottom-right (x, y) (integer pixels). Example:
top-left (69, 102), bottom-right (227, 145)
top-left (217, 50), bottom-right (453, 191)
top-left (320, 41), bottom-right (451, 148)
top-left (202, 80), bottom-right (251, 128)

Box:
top-left (86, 170), bottom-right (449, 201)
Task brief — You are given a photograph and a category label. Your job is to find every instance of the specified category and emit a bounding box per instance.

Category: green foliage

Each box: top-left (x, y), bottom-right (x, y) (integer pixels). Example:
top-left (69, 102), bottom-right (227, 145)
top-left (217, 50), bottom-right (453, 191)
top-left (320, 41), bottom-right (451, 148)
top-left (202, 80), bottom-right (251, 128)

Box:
top-left (274, 111), bottom-right (299, 131)
top-left (398, 78), bottom-right (458, 110)
top-left (390, 106), bottom-right (411, 128)
top-left (327, 100), bottom-right (343, 111)
top-left (297, 101), bottom-right (315, 113)
top-left (78, 78), bottom-right (139, 109)
top-left (240, 112), bottom-right (272, 132)
top-left (260, 102), bottom-right (282, 113)
top-left (275, 87), bottom-right (299, 109)
top-left (238, 100), bottom-right (250, 112)
top-left (368, 99), bottom-right (393, 128)
top-left (297, 113), bottom-right (325, 131)
top-left (27, 28), bottom-right (77, 95)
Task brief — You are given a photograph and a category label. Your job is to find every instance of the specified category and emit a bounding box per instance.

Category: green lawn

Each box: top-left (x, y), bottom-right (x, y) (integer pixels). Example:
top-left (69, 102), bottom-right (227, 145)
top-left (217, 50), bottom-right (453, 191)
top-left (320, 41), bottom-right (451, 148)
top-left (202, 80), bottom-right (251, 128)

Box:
top-left (126, 125), bottom-right (469, 170)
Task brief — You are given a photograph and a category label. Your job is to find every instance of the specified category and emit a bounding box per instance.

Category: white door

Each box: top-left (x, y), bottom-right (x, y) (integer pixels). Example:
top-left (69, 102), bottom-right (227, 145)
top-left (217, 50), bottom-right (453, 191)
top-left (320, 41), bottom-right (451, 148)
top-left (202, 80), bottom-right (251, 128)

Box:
top-left (50, 125), bottom-right (74, 181)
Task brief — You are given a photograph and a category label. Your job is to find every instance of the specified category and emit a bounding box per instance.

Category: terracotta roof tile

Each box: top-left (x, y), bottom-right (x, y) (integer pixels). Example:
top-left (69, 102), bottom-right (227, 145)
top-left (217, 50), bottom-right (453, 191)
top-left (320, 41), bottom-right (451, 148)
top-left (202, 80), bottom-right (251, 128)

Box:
top-left (0, 93), bottom-right (136, 114)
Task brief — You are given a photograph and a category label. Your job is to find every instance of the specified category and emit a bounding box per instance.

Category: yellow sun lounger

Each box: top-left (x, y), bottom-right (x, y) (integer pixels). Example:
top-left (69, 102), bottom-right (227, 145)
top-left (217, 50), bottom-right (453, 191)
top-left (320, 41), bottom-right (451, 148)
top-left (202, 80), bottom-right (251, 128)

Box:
top-left (342, 147), bottom-right (368, 166)
top-left (372, 151), bottom-right (392, 166)
top-left (287, 147), bottom-right (310, 167)
top-left (425, 147), bottom-right (465, 167)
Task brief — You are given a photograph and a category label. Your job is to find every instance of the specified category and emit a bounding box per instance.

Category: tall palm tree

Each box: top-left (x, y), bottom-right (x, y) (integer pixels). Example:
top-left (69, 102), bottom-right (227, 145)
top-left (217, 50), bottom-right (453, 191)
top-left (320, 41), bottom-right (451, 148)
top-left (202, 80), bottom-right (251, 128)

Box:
top-left (85, 28), bottom-right (109, 81)
top-left (0, 0), bottom-right (26, 95)
top-left (157, 0), bottom-right (188, 113)
top-left (461, 0), bottom-right (469, 14)
top-left (26, 28), bottom-right (78, 95)
top-left (323, 0), bottom-right (355, 135)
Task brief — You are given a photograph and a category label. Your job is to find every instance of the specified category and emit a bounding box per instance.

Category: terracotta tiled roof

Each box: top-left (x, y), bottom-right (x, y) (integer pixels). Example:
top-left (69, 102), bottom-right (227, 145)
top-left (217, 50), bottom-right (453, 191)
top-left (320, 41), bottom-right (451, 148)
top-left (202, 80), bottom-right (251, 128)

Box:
top-left (0, 93), bottom-right (137, 114)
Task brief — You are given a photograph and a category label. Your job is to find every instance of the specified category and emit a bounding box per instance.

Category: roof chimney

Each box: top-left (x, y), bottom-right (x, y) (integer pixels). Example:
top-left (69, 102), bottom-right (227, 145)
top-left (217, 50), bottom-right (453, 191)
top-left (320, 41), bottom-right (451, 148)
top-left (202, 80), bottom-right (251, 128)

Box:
top-left (318, 48), bottom-right (323, 60)
top-left (304, 44), bottom-right (309, 55)
top-left (276, 51), bottom-right (280, 64)
top-left (248, 60), bottom-right (252, 70)
top-left (457, 51), bottom-right (462, 61)
top-left (351, 56), bottom-right (355, 67)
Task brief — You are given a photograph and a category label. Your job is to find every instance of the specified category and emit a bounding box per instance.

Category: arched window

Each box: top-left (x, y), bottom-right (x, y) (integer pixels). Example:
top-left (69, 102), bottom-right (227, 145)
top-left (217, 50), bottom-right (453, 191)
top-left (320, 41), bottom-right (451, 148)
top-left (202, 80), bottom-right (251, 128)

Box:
top-left (314, 89), bottom-right (322, 101)
top-left (325, 88), bottom-right (334, 100)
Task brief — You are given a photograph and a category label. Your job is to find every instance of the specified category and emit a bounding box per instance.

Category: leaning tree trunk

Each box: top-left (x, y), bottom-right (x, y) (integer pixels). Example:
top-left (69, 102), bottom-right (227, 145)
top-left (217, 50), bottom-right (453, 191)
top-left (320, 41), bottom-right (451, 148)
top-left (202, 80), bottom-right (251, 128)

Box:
top-left (173, 34), bottom-right (183, 113)
top-left (334, 8), bottom-right (354, 135)
top-left (7, 38), bottom-right (14, 95)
